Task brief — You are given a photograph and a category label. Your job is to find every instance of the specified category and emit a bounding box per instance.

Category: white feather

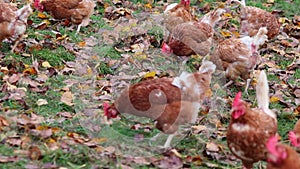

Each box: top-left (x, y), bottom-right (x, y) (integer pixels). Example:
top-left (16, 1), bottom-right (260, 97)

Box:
top-left (256, 70), bottom-right (276, 119)
top-left (198, 61), bottom-right (216, 74)
top-left (164, 3), bottom-right (178, 14)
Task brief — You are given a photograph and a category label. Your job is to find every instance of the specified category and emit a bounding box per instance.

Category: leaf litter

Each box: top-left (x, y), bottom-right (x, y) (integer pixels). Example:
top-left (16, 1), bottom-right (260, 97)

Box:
top-left (0, 0), bottom-right (299, 168)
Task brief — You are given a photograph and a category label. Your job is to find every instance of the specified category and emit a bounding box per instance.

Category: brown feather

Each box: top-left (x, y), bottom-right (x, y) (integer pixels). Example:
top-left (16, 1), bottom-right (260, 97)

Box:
top-left (40, 0), bottom-right (95, 26)
top-left (240, 6), bottom-right (280, 39)
top-left (110, 71), bottom-right (213, 134)
top-left (227, 102), bottom-right (277, 168)
top-left (267, 144), bottom-right (300, 169)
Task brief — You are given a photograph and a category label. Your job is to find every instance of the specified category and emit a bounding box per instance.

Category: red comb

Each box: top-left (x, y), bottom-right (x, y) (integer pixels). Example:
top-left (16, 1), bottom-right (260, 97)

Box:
top-left (289, 131), bottom-right (298, 147)
top-left (233, 92), bottom-right (242, 107)
top-left (103, 102), bottom-right (110, 117)
top-left (266, 135), bottom-right (279, 154)
top-left (161, 42), bottom-right (172, 55)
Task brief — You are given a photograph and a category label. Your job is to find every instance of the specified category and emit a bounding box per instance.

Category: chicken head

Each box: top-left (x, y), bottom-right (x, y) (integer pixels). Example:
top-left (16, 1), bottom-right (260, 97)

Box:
top-left (231, 92), bottom-right (245, 119)
top-left (34, 0), bottom-right (44, 12)
top-left (289, 131), bottom-right (300, 147)
top-left (267, 136), bottom-right (288, 165)
top-left (103, 102), bottom-right (119, 120)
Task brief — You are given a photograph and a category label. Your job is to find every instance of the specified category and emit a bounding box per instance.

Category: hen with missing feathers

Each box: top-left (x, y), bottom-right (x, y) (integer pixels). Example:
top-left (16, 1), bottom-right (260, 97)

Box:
top-left (0, 3), bottom-right (32, 52)
top-left (103, 61), bottom-right (216, 148)
top-left (34, 0), bottom-right (95, 33)
top-left (226, 70), bottom-right (277, 169)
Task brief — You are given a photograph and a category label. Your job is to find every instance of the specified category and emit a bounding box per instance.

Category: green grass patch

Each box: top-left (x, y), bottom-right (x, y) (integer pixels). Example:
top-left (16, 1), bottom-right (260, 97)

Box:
top-left (31, 46), bottom-right (75, 66)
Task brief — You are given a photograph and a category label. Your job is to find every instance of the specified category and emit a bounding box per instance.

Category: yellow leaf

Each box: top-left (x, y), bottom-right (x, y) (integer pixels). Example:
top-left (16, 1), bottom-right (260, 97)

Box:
top-left (56, 34), bottom-right (68, 41)
top-left (205, 89), bottom-right (212, 97)
top-left (42, 61), bottom-right (52, 68)
top-left (232, 31), bottom-right (240, 37)
top-left (270, 96), bottom-right (280, 103)
top-left (77, 41), bottom-right (86, 48)
top-left (220, 30), bottom-right (231, 37)
top-left (144, 3), bottom-right (152, 9)
top-left (37, 12), bottom-right (48, 19)
top-left (23, 67), bottom-right (37, 75)
top-left (279, 17), bottom-right (286, 23)
top-left (87, 67), bottom-right (93, 75)
top-left (42, 20), bottom-right (51, 25)
top-left (36, 125), bottom-right (48, 130)
top-left (47, 138), bottom-right (56, 144)
top-left (143, 71), bottom-right (156, 78)
top-left (223, 13), bottom-right (232, 18)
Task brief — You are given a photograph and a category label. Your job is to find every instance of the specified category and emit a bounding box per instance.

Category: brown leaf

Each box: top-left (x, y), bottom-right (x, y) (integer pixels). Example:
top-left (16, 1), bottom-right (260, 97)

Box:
top-left (60, 91), bottom-right (74, 106)
top-left (56, 112), bottom-right (73, 118)
top-left (8, 74), bottom-right (21, 84)
top-left (23, 67), bottom-right (37, 76)
top-left (9, 88), bottom-right (27, 101)
top-left (191, 155), bottom-right (203, 166)
top-left (6, 137), bottom-right (23, 146)
top-left (0, 155), bottom-right (19, 163)
top-left (31, 127), bottom-right (53, 138)
top-left (34, 22), bottom-right (48, 30)
top-left (29, 146), bottom-right (42, 160)
top-left (294, 89), bottom-right (300, 98)
top-left (0, 116), bottom-right (9, 127)
top-left (206, 142), bottom-right (219, 152)
top-left (155, 152), bottom-right (183, 169)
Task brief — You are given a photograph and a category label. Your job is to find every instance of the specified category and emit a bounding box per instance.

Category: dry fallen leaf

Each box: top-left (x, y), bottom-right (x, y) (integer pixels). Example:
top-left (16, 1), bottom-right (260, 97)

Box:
top-left (60, 91), bottom-right (74, 106)
top-left (206, 142), bottom-right (219, 152)
top-left (143, 71), bottom-right (156, 79)
top-left (270, 96), bottom-right (280, 103)
top-left (42, 61), bottom-right (52, 68)
top-left (0, 116), bottom-right (9, 127)
top-left (37, 12), bottom-right (48, 19)
top-left (36, 99), bottom-right (48, 106)
top-left (28, 146), bottom-right (42, 160)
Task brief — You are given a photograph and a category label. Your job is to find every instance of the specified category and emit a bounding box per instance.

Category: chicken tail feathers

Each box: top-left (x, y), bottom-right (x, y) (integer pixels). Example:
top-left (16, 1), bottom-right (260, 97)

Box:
top-left (16, 4), bottom-right (33, 21)
top-left (230, 0), bottom-right (246, 7)
top-left (256, 70), bottom-right (276, 119)
top-left (253, 27), bottom-right (268, 49)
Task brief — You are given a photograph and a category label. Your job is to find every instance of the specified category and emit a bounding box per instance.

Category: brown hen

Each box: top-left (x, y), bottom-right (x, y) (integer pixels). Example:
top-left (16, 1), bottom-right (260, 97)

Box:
top-left (288, 119), bottom-right (300, 148)
top-left (34, 0), bottom-right (95, 33)
top-left (210, 27), bottom-right (268, 92)
top-left (266, 135), bottom-right (300, 169)
top-left (164, 0), bottom-right (195, 34)
top-left (231, 0), bottom-right (280, 39)
top-left (0, 3), bottom-right (32, 51)
top-left (226, 70), bottom-right (277, 169)
top-left (162, 8), bottom-right (225, 57)
top-left (103, 61), bottom-right (216, 148)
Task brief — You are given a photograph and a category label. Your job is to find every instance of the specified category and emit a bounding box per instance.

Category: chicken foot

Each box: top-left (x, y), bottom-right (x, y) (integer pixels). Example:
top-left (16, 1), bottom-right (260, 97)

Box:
top-left (163, 134), bottom-right (175, 148)
top-left (223, 80), bottom-right (234, 89)
top-left (244, 78), bottom-right (251, 95)
top-left (11, 34), bottom-right (23, 52)
top-left (149, 132), bottom-right (175, 148)
top-left (76, 24), bottom-right (82, 34)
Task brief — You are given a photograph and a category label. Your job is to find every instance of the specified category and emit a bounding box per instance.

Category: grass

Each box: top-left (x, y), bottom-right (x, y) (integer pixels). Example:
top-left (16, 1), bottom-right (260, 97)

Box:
top-left (0, 0), bottom-right (299, 168)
